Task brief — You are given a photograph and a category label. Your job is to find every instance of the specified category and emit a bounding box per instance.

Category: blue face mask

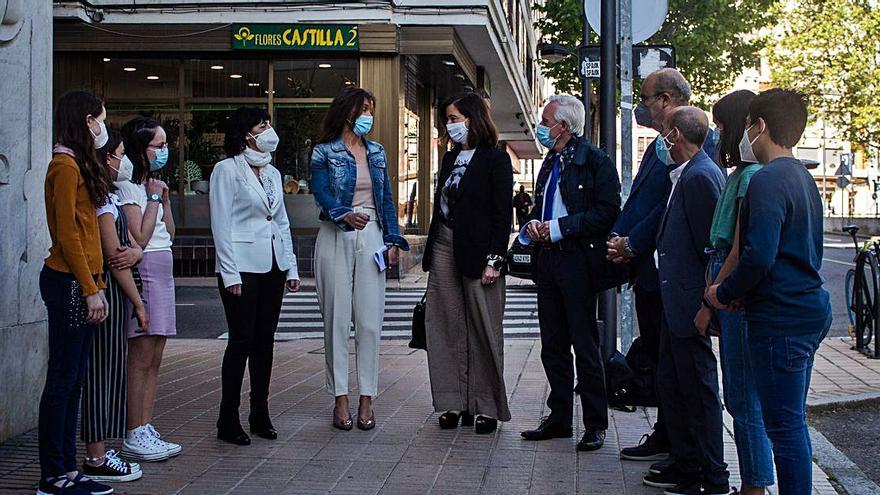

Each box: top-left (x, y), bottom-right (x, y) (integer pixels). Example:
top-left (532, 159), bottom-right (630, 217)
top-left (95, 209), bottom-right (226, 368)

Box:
top-left (149, 146), bottom-right (169, 171)
top-left (537, 123), bottom-right (560, 149)
top-left (655, 131), bottom-right (676, 166)
top-left (711, 127), bottom-right (722, 145)
top-left (352, 115), bottom-right (373, 136)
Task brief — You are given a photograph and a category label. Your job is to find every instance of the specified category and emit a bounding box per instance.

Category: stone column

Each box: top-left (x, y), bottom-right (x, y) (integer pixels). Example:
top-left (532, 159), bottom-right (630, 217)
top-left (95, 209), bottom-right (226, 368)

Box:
top-left (0, 0), bottom-right (52, 442)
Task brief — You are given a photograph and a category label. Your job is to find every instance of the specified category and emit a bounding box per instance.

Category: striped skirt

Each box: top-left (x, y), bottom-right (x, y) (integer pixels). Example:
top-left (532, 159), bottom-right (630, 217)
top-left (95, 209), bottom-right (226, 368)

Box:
top-left (80, 269), bottom-right (130, 443)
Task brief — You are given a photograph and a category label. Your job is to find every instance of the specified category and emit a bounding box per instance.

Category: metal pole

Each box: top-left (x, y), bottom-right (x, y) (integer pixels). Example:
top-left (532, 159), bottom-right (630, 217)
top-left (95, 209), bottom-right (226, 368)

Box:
top-left (618, 0), bottom-right (634, 356)
top-left (598, 0), bottom-right (617, 360)
top-left (582, 4), bottom-right (591, 141)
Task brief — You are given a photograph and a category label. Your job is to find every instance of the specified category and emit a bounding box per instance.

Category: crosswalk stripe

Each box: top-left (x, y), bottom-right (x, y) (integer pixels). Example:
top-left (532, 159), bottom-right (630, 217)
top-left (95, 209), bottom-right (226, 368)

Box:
top-left (218, 288), bottom-right (540, 341)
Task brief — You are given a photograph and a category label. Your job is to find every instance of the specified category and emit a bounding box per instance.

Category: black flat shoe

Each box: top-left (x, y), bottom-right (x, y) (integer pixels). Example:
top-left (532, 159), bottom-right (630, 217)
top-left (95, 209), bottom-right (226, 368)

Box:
top-left (250, 425), bottom-right (278, 440)
top-left (521, 417), bottom-right (573, 441)
top-left (249, 414), bottom-right (278, 440)
top-left (217, 426), bottom-right (251, 445)
top-left (438, 411), bottom-right (462, 429)
top-left (474, 416), bottom-right (497, 434)
top-left (577, 429), bottom-right (605, 451)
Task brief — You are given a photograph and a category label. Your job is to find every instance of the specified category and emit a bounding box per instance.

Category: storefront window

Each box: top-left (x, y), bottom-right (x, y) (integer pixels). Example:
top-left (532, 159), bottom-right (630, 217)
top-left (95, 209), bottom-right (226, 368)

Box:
top-left (185, 59), bottom-right (269, 98)
top-left (273, 104), bottom-right (329, 191)
top-left (400, 109), bottom-right (420, 231)
top-left (274, 58), bottom-right (357, 98)
top-left (102, 58), bottom-right (179, 100)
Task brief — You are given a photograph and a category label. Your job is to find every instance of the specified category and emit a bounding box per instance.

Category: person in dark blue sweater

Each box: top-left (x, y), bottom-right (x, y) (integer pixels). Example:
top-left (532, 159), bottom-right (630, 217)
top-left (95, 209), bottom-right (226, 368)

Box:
top-left (705, 89), bottom-right (831, 495)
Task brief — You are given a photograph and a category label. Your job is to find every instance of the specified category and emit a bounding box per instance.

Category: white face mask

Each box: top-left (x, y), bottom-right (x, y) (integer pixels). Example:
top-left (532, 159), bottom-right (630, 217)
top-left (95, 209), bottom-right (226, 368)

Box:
top-left (112, 154), bottom-right (134, 183)
top-left (91, 119), bottom-right (108, 150)
top-left (249, 127), bottom-right (280, 153)
top-left (446, 121), bottom-right (469, 145)
top-left (738, 122), bottom-right (764, 164)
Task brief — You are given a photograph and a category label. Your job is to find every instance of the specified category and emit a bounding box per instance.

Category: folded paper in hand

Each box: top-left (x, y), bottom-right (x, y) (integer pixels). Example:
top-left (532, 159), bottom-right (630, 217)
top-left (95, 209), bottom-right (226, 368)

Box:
top-left (374, 245), bottom-right (389, 272)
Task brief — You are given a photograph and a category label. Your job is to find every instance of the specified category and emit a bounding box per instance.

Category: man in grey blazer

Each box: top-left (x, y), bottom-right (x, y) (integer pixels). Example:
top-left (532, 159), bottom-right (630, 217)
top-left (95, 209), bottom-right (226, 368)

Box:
top-left (647, 107), bottom-right (729, 495)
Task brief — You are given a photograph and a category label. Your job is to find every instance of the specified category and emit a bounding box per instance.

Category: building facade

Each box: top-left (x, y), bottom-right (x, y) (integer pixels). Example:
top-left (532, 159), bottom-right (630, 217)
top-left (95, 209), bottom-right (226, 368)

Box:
top-left (53, 0), bottom-right (545, 276)
top-left (0, 0), bottom-right (52, 443)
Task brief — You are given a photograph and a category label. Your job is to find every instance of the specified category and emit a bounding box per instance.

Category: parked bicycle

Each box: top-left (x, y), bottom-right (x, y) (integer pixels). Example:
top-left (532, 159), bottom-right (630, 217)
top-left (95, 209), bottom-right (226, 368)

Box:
top-left (843, 224), bottom-right (880, 358)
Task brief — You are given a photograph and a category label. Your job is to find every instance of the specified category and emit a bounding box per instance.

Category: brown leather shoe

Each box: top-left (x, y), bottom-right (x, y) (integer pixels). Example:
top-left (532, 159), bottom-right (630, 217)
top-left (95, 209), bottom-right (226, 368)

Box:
top-left (357, 413), bottom-right (376, 430)
top-left (333, 406), bottom-right (353, 431)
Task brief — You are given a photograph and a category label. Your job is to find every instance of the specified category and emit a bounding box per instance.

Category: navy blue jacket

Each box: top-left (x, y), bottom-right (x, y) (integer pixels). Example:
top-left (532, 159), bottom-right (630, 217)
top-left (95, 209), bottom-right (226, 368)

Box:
top-left (656, 150), bottom-right (725, 338)
top-left (613, 136), bottom-right (716, 292)
top-left (717, 156), bottom-right (831, 335)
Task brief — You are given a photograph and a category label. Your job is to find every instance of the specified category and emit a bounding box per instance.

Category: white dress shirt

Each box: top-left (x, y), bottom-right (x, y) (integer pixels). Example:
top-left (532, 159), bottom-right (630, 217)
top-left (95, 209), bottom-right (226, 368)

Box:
top-left (210, 154), bottom-right (299, 288)
top-left (655, 160), bottom-right (689, 267)
top-left (518, 157), bottom-right (568, 245)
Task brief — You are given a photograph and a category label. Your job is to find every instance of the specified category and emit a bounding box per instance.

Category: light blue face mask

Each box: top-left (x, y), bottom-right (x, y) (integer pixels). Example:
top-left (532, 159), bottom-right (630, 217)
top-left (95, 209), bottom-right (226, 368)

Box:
top-left (352, 115), bottom-right (373, 136)
top-left (655, 131), bottom-right (676, 166)
top-left (537, 123), bottom-right (560, 149)
top-left (149, 146), bottom-right (169, 171)
top-left (711, 127), bottom-right (722, 145)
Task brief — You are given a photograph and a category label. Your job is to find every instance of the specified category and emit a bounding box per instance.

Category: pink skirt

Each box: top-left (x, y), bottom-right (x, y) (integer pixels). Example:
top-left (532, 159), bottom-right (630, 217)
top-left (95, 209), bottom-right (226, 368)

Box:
top-left (127, 250), bottom-right (177, 338)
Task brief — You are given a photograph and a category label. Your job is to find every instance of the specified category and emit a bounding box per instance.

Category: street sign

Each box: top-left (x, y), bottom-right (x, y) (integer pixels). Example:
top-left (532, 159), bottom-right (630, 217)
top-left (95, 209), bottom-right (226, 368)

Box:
top-left (578, 45), bottom-right (675, 79)
top-left (585, 0), bottom-right (668, 44)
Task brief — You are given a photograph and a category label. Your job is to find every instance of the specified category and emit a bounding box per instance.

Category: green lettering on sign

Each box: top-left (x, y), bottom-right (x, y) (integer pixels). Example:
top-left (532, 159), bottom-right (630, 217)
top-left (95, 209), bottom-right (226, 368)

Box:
top-left (232, 24), bottom-right (359, 51)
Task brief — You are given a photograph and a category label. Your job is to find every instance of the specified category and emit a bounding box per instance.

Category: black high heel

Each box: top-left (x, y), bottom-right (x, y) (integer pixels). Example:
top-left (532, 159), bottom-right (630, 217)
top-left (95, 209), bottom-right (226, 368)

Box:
top-left (474, 416), bottom-right (497, 434)
top-left (249, 414), bottom-right (278, 440)
top-left (217, 424), bottom-right (251, 445)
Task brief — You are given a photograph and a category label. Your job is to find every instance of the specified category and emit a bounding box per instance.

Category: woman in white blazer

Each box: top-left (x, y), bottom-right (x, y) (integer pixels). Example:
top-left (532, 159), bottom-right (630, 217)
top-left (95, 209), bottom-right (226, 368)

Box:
top-left (209, 106), bottom-right (301, 446)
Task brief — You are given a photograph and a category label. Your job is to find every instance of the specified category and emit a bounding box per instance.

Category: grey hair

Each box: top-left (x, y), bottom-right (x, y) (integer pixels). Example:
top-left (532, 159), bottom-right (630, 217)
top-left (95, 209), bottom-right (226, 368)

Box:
top-left (545, 95), bottom-right (585, 137)
top-left (653, 68), bottom-right (692, 104)
top-left (669, 106), bottom-right (709, 146)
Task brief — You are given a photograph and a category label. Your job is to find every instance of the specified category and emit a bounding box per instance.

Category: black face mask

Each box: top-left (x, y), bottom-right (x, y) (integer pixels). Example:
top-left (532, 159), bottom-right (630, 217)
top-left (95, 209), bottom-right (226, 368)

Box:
top-left (634, 102), bottom-right (653, 128)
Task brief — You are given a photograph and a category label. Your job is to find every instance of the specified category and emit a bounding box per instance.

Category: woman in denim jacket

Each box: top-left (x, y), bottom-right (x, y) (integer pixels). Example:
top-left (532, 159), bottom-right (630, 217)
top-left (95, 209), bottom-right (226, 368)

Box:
top-left (311, 87), bottom-right (409, 431)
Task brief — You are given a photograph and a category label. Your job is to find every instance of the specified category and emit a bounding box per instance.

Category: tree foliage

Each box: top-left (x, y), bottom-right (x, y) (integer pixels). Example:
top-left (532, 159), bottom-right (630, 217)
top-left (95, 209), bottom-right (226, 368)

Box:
top-left (768, 0), bottom-right (880, 154)
top-left (535, 0), bottom-right (777, 104)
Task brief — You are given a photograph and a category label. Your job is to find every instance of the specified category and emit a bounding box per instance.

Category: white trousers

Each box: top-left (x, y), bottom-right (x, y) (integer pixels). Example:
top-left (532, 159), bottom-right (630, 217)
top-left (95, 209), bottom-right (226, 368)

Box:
top-left (315, 209), bottom-right (386, 397)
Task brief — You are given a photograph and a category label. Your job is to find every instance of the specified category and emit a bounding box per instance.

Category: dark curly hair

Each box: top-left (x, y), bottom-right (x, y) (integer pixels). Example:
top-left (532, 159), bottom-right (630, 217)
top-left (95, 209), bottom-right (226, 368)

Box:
top-left (224, 106), bottom-right (271, 158)
top-left (318, 87), bottom-right (375, 145)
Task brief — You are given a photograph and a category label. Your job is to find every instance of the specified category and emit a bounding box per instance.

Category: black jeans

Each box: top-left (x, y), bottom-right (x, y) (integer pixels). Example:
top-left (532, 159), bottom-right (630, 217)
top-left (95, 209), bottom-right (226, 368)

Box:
top-left (656, 315), bottom-right (729, 487)
top-left (633, 285), bottom-right (668, 445)
top-left (536, 246), bottom-right (608, 431)
top-left (38, 266), bottom-right (96, 479)
top-left (218, 263), bottom-right (287, 425)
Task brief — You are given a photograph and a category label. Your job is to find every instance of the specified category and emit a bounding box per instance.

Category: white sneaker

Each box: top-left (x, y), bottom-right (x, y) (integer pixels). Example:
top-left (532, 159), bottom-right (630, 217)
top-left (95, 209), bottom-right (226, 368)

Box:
top-left (145, 423), bottom-right (182, 457)
top-left (121, 425), bottom-right (172, 462)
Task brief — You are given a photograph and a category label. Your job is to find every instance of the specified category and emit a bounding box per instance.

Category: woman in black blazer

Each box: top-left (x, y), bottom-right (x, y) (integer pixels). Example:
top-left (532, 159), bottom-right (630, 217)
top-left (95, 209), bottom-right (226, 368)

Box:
top-left (422, 92), bottom-right (514, 434)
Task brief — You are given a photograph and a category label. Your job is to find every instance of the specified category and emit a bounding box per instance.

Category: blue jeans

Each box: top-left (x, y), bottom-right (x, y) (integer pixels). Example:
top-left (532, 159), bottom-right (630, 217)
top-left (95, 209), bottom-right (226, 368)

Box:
top-left (709, 249), bottom-right (774, 487)
top-left (38, 266), bottom-right (96, 479)
top-left (748, 317), bottom-right (831, 495)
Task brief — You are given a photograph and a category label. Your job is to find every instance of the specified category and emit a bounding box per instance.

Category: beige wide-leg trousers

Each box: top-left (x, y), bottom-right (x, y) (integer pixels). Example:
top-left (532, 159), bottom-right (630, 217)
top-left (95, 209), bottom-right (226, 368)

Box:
top-left (315, 207), bottom-right (385, 397)
top-left (425, 223), bottom-right (511, 421)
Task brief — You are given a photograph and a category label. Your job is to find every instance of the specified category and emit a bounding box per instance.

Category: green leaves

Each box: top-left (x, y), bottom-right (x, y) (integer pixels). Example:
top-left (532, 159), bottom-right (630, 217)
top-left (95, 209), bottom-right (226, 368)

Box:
top-left (769, 0), bottom-right (880, 154)
top-left (535, 0), bottom-right (777, 105)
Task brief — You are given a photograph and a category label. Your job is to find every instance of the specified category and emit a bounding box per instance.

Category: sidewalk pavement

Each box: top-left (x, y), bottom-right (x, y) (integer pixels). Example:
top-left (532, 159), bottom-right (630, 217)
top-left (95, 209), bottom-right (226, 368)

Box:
top-left (0, 336), bottom-right (849, 495)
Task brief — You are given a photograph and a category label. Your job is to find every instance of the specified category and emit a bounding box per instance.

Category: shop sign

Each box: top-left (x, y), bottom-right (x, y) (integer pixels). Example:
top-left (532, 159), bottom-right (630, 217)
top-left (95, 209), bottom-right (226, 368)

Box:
top-left (232, 24), bottom-right (358, 51)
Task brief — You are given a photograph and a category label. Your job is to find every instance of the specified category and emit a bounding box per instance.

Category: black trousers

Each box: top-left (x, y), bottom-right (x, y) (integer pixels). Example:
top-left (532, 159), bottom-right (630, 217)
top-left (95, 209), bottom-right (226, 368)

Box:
top-left (633, 284), bottom-right (668, 445)
top-left (536, 246), bottom-right (608, 430)
top-left (218, 263), bottom-right (287, 423)
top-left (656, 315), bottom-right (728, 486)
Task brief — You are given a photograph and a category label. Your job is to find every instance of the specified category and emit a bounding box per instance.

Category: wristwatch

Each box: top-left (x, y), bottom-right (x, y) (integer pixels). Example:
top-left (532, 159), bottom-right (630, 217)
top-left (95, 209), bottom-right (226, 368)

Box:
top-left (623, 237), bottom-right (636, 258)
top-left (147, 193), bottom-right (162, 203)
top-left (486, 254), bottom-right (505, 271)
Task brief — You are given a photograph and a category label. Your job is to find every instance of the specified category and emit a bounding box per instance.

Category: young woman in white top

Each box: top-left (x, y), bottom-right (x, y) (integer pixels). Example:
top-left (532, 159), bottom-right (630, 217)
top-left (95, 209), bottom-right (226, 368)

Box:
top-left (117, 116), bottom-right (181, 462)
top-left (210, 106), bottom-right (301, 445)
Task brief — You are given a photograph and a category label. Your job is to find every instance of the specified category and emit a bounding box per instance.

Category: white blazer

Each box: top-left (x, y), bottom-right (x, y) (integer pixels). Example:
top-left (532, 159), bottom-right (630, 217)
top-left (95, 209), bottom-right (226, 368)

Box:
top-left (210, 154), bottom-right (299, 288)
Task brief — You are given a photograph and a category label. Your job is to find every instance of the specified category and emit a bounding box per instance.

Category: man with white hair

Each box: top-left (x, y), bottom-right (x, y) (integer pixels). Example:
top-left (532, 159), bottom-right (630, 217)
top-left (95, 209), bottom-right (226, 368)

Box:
top-left (518, 95), bottom-right (621, 451)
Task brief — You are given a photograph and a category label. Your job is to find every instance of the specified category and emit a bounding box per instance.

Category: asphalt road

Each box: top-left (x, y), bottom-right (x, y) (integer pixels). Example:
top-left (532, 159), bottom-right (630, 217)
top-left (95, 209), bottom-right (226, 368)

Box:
top-left (173, 233), bottom-right (858, 340)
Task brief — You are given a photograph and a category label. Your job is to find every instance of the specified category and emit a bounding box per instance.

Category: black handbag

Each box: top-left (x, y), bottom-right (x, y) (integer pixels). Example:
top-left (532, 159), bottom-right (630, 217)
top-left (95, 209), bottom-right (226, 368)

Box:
top-left (585, 240), bottom-right (630, 293)
top-left (409, 292), bottom-right (427, 350)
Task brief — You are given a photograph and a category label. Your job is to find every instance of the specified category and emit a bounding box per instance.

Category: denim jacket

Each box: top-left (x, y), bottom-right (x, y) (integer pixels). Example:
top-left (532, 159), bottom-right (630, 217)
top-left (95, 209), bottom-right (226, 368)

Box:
top-left (310, 137), bottom-right (409, 250)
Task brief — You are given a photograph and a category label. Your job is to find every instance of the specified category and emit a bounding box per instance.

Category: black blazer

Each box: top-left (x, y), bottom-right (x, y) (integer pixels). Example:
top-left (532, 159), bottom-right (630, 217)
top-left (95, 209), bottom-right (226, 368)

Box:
top-left (422, 145), bottom-right (514, 279)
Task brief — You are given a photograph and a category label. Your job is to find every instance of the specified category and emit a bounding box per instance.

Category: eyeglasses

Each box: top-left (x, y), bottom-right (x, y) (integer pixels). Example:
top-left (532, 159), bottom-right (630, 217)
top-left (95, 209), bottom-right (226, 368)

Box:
top-left (148, 143), bottom-right (168, 150)
top-left (110, 153), bottom-right (125, 161)
top-left (639, 92), bottom-right (664, 104)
